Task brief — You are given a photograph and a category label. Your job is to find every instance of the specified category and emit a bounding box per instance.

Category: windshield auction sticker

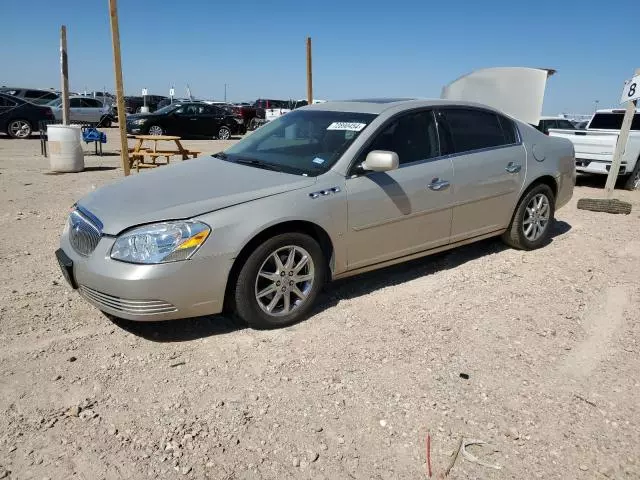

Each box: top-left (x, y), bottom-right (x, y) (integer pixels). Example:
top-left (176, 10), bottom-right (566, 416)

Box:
top-left (326, 122), bottom-right (366, 131)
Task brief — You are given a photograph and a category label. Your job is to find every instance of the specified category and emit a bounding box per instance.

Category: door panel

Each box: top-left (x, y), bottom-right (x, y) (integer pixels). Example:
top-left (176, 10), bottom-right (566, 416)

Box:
top-left (449, 145), bottom-right (526, 241)
top-left (345, 158), bottom-right (454, 269)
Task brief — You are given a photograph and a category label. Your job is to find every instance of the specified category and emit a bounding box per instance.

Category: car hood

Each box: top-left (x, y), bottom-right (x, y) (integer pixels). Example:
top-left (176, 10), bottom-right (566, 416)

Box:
top-left (441, 67), bottom-right (553, 125)
top-left (77, 158), bottom-right (316, 235)
top-left (126, 113), bottom-right (156, 121)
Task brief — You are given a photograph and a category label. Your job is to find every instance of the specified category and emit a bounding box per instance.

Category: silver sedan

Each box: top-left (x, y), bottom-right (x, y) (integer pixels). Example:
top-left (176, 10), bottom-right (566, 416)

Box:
top-left (56, 98), bottom-right (575, 328)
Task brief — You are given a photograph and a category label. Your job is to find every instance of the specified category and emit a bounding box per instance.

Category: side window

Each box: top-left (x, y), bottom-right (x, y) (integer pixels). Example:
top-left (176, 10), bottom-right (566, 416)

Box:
top-left (362, 111), bottom-right (439, 165)
top-left (440, 108), bottom-right (508, 153)
top-left (81, 98), bottom-right (100, 108)
top-left (0, 96), bottom-right (18, 107)
top-left (556, 119), bottom-right (575, 130)
top-left (497, 115), bottom-right (518, 144)
top-left (69, 98), bottom-right (83, 107)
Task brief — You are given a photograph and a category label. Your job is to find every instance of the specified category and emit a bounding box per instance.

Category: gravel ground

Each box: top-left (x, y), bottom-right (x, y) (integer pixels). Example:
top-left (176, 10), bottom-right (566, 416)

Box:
top-left (0, 129), bottom-right (639, 480)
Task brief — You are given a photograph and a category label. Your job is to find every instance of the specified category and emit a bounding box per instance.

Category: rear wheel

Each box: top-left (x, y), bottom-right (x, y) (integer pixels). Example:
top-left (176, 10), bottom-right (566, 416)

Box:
top-left (622, 158), bottom-right (640, 191)
top-left (502, 183), bottom-right (555, 250)
top-left (7, 119), bottom-right (32, 138)
top-left (147, 125), bottom-right (163, 136)
top-left (217, 125), bottom-right (231, 140)
top-left (248, 118), bottom-right (259, 131)
top-left (232, 233), bottom-right (326, 329)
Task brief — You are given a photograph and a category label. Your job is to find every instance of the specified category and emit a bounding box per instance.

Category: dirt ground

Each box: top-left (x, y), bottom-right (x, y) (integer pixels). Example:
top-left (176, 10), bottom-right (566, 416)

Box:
top-left (0, 129), bottom-right (639, 480)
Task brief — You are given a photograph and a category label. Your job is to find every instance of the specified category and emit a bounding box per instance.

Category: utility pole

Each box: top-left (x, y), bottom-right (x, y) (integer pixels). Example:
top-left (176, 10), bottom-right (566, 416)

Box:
top-left (604, 67), bottom-right (640, 197)
top-left (108, 0), bottom-right (130, 176)
top-left (60, 26), bottom-right (70, 125)
top-left (306, 37), bottom-right (313, 105)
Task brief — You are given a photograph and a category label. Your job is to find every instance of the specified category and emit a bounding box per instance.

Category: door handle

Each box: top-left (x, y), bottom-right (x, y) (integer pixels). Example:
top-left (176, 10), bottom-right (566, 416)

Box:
top-left (427, 178), bottom-right (450, 191)
top-left (505, 162), bottom-right (522, 173)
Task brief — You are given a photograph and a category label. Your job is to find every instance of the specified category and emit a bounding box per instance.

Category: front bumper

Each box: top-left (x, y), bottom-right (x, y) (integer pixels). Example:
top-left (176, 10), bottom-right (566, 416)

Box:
top-left (59, 231), bottom-right (234, 321)
top-left (576, 158), bottom-right (627, 176)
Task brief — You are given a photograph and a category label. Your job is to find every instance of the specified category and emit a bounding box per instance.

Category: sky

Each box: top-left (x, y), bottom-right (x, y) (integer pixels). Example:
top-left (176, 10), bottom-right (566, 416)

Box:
top-left (0, 0), bottom-right (636, 114)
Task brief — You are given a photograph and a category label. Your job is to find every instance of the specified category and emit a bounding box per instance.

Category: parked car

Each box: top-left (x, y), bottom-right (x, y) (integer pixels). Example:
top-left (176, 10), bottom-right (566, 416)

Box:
top-left (535, 116), bottom-right (576, 135)
top-left (88, 91), bottom-right (115, 107)
top-left (549, 109), bottom-right (640, 190)
top-left (57, 98), bottom-right (574, 329)
top-left (0, 87), bottom-right (59, 105)
top-left (123, 95), bottom-right (168, 114)
top-left (0, 92), bottom-right (55, 138)
top-left (249, 99), bottom-right (293, 130)
top-left (125, 102), bottom-right (245, 138)
top-left (47, 96), bottom-right (112, 126)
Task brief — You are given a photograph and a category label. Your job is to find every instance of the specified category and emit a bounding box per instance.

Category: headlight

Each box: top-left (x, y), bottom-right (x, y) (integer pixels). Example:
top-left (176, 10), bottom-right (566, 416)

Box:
top-left (110, 221), bottom-right (210, 264)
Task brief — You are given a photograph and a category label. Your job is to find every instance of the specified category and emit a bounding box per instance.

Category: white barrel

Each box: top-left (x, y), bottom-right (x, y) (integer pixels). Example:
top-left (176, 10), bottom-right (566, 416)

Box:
top-left (139, 106), bottom-right (150, 113)
top-left (47, 125), bottom-right (84, 172)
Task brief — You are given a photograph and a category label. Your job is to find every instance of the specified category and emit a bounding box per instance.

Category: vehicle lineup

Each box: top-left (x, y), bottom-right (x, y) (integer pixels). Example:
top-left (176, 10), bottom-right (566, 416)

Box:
top-left (57, 97), bottom-right (575, 329)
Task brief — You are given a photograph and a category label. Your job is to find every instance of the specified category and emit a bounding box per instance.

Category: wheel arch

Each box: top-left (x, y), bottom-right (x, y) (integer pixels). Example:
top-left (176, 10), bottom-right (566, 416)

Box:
top-left (223, 220), bottom-right (335, 311)
top-left (523, 175), bottom-right (558, 201)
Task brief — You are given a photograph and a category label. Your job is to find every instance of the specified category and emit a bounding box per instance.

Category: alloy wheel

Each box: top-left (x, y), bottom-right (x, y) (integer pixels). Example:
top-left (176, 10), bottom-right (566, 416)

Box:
top-left (254, 245), bottom-right (315, 317)
top-left (218, 127), bottom-right (230, 140)
top-left (148, 125), bottom-right (163, 136)
top-left (523, 193), bottom-right (550, 241)
top-left (9, 120), bottom-right (31, 138)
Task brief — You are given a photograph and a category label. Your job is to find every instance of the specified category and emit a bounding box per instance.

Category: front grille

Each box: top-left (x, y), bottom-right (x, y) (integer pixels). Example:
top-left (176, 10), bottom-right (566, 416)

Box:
top-left (69, 209), bottom-right (101, 256)
top-left (79, 286), bottom-right (177, 316)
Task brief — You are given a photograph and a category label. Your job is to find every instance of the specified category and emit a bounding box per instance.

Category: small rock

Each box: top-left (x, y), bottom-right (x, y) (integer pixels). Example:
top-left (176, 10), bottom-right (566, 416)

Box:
top-left (205, 462), bottom-right (215, 468)
top-left (53, 375), bottom-right (62, 381)
top-left (292, 457), bottom-right (300, 467)
top-left (506, 427), bottom-right (520, 439)
top-left (197, 369), bottom-right (206, 376)
top-left (215, 400), bottom-right (224, 408)
top-left (66, 406), bottom-right (81, 417)
top-left (579, 465), bottom-right (589, 471)
top-left (487, 422), bottom-right (495, 430)
top-left (181, 465), bottom-right (192, 475)
top-left (68, 356), bottom-right (77, 363)
top-left (313, 426), bottom-right (323, 433)
top-left (337, 437), bottom-right (345, 445)
top-left (320, 443), bottom-right (328, 451)
top-left (0, 470), bottom-right (9, 479)
top-left (379, 419), bottom-right (387, 428)
top-left (309, 452), bottom-right (319, 463)
top-left (79, 409), bottom-right (95, 420)
top-left (108, 425), bottom-right (118, 435)
top-left (8, 445), bottom-right (17, 453)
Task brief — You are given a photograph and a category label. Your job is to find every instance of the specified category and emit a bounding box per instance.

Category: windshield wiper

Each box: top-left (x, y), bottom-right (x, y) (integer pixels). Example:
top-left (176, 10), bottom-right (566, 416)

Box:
top-left (233, 157), bottom-right (283, 172)
top-left (212, 151), bottom-right (227, 159)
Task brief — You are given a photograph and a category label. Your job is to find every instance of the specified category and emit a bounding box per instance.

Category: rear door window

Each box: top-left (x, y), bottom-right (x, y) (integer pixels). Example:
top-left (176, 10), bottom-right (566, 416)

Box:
top-left (439, 108), bottom-right (508, 154)
top-left (81, 98), bottom-right (102, 108)
top-left (589, 113), bottom-right (640, 131)
top-left (69, 98), bottom-right (83, 108)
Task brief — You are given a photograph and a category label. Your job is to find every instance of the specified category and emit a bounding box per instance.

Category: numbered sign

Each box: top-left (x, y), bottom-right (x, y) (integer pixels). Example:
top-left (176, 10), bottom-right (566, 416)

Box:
top-left (169, 88), bottom-right (175, 97)
top-left (142, 88), bottom-right (148, 96)
top-left (620, 74), bottom-right (640, 104)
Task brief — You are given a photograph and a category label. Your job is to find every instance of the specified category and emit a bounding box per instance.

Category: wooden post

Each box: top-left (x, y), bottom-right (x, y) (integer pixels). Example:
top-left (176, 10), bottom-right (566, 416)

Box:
top-left (60, 26), bottom-right (70, 126)
top-left (306, 37), bottom-right (313, 105)
top-left (604, 67), bottom-right (640, 197)
top-left (108, 0), bottom-right (131, 176)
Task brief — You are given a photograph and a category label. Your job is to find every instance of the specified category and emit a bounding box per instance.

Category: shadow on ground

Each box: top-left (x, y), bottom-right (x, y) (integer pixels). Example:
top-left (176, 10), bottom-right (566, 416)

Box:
top-left (44, 166), bottom-right (118, 175)
top-left (112, 220), bottom-right (572, 341)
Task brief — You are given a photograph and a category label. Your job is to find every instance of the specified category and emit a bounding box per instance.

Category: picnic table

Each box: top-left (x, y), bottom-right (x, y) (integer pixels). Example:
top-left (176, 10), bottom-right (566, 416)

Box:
top-left (128, 135), bottom-right (201, 172)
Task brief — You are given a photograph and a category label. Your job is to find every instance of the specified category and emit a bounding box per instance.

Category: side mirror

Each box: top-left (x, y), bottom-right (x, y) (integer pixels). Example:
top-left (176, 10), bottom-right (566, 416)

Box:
top-left (362, 150), bottom-right (399, 172)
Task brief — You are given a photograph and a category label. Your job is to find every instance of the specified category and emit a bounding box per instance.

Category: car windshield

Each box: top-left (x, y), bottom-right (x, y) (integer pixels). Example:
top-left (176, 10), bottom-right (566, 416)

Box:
top-left (222, 110), bottom-right (377, 176)
top-left (154, 104), bottom-right (180, 115)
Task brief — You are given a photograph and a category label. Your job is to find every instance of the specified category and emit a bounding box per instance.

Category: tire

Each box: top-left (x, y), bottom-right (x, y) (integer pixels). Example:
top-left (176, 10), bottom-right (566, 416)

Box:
top-left (622, 158), bottom-right (640, 191)
top-left (147, 125), bottom-right (163, 136)
top-left (217, 125), bottom-right (231, 140)
top-left (502, 183), bottom-right (555, 250)
top-left (232, 233), bottom-right (326, 329)
top-left (248, 118), bottom-right (259, 131)
top-left (99, 116), bottom-right (112, 128)
top-left (7, 119), bottom-right (32, 139)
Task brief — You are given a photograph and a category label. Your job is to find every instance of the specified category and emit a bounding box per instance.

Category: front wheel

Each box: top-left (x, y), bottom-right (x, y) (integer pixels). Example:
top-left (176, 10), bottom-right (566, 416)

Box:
top-left (8, 119), bottom-right (32, 138)
top-left (232, 233), bottom-right (326, 329)
top-left (147, 125), bottom-right (163, 136)
top-left (217, 125), bottom-right (231, 140)
top-left (502, 184), bottom-right (555, 250)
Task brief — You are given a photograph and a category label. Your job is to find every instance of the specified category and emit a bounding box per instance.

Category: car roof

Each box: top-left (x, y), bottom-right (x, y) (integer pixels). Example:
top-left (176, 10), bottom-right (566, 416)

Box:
top-left (302, 98), bottom-right (508, 115)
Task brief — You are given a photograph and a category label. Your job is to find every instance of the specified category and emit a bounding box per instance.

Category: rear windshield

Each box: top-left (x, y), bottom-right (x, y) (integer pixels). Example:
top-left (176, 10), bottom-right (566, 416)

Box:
top-left (589, 113), bottom-right (640, 130)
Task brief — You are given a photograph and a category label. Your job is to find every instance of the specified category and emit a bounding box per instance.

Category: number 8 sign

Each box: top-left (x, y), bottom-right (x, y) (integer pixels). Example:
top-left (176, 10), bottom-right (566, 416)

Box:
top-left (620, 74), bottom-right (640, 104)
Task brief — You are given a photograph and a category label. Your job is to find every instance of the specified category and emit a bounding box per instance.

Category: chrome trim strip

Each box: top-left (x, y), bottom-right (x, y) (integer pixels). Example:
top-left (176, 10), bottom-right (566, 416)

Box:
top-left (79, 286), bottom-right (177, 315)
